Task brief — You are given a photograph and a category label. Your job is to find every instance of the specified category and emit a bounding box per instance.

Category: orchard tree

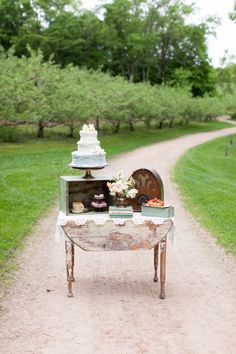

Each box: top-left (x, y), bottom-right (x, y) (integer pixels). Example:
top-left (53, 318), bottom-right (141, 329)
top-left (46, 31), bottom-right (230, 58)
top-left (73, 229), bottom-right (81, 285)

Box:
top-left (54, 66), bottom-right (96, 137)
top-left (17, 49), bottom-right (63, 137)
top-left (0, 49), bottom-right (33, 126)
top-left (101, 79), bottom-right (157, 132)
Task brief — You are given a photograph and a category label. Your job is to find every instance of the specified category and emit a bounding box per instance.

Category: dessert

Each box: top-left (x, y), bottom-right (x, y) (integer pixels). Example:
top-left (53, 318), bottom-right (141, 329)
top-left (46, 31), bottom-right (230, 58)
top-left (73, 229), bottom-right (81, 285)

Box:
top-left (71, 123), bottom-right (107, 168)
top-left (72, 201), bottom-right (85, 213)
top-left (145, 198), bottom-right (164, 207)
top-left (94, 193), bottom-right (105, 200)
top-left (91, 193), bottom-right (107, 210)
top-left (91, 201), bottom-right (107, 208)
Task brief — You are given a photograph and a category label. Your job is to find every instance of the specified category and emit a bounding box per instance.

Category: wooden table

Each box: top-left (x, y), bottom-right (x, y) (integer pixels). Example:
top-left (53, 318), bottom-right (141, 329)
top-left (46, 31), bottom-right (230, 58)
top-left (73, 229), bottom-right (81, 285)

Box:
top-left (57, 212), bottom-right (173, 299)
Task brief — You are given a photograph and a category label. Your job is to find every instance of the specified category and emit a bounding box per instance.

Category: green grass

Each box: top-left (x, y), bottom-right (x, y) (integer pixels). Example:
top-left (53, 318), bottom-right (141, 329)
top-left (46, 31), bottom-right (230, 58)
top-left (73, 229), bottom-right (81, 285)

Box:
top-left (173, 134), bottom-right (236, 253)
top-left (0, 120), bottom-right (233, 279)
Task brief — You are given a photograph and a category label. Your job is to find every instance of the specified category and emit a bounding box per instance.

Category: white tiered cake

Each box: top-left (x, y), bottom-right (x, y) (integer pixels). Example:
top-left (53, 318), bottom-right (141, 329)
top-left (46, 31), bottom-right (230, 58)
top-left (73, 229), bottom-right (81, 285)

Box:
top-left (71, 124), bottom-right (107, 168)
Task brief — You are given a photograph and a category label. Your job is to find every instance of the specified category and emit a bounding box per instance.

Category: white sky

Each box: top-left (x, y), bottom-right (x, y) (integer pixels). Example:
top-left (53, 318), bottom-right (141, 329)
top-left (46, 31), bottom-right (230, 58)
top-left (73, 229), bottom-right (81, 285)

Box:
top-left (82, 0), bottom-right (236, 67)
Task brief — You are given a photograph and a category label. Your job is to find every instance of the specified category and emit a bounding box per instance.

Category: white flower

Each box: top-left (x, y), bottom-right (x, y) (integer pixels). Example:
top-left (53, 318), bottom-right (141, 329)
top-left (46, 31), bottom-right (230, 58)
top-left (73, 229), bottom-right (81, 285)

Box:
top-left (126, 188), bottom-right (138, 199)
top-left (107, 175), bottom-right (138, 199)
top-left (119, 174), bottom-right (125, 180)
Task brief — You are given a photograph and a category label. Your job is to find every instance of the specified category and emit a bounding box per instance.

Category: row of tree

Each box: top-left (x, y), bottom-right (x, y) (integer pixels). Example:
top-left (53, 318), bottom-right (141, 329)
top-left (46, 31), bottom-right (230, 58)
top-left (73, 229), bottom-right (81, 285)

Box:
top-left (1, 49), bottom-right (235, 138)
top-left (0, 0), bottom-right (223, 96)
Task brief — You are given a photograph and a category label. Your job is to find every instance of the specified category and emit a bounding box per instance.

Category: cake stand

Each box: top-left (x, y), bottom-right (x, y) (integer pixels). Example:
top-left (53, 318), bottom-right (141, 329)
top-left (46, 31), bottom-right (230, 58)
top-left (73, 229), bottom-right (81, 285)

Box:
top-left (69, 164), bottom-right (108, 179)
top-left (91, 192), bottom-right (107, 212)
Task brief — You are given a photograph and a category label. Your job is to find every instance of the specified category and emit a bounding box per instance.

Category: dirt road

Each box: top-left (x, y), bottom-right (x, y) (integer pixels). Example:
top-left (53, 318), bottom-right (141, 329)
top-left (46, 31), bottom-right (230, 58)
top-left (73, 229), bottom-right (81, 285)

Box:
top-left (1, 125), bottom-right (236, 354)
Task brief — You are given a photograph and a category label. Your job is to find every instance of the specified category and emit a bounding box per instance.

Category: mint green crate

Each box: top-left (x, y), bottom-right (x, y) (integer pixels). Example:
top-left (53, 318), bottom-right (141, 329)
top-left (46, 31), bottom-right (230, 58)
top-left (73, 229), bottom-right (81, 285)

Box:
top-left (141, 205), bottom-right (174, 218)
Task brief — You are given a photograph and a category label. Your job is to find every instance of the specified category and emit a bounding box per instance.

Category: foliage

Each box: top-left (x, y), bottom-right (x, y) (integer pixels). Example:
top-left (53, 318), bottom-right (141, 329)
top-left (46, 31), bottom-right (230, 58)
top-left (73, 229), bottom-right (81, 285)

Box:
top-left (173, 134), bottom-right (236, 253)
top-left (0, 0), bottom-right (218, 95)
top-left (100, 0), bottom-right (216, 94)
top-left (0, 0), bottom-right (37, 51)
top-left (229, 0), bottom-right (236, 21)
top-left (215, 63), bottom-right (236, 94)
top-left (0, 48), bottom-right (234, 139)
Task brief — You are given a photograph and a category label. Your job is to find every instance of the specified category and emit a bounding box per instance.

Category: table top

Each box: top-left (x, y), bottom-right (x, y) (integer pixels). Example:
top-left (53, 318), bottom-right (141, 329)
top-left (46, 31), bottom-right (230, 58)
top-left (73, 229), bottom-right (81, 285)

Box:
top-left (56, 211), bottom-right (174, 251)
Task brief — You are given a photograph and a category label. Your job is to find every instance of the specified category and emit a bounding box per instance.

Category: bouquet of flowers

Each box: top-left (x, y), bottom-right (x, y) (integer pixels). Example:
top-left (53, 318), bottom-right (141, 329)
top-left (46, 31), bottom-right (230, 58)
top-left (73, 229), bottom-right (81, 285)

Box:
top-left (107, 174), bottom-right (138, 199)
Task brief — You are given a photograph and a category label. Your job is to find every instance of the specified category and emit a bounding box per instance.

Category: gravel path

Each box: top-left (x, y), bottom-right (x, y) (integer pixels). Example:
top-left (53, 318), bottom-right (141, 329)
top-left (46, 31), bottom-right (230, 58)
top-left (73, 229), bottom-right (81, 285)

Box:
top-left (1, 123), bottom-right (236, 354)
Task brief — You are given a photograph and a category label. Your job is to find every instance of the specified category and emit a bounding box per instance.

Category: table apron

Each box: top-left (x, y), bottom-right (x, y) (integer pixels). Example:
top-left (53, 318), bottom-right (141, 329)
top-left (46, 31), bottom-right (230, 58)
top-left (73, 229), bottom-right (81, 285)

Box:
top-left (62, 219), bottom-right (173, 251)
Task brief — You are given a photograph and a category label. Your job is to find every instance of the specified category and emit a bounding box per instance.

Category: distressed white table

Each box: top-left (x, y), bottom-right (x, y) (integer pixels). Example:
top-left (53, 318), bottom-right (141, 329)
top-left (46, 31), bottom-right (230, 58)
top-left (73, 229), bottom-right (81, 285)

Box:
top-left (56, 212), bottom-right (174, 299)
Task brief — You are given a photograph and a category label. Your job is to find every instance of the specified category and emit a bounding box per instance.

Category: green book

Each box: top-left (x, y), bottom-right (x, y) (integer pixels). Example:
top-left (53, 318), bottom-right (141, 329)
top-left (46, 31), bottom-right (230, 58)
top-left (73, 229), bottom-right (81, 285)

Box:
top-left (109, 214), bottom-right (133, 218)
top-left (109, 206), bottom-right (133, 212)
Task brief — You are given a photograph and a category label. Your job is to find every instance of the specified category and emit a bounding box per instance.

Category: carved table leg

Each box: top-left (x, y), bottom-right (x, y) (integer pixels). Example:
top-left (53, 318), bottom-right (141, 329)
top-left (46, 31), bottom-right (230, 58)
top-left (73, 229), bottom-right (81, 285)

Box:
top-left (160, 236), bottom-right (167, 299)
top-left (153, 243), bottom-right (159, 282)
top-left (65, 240), bottom-right (74, 297)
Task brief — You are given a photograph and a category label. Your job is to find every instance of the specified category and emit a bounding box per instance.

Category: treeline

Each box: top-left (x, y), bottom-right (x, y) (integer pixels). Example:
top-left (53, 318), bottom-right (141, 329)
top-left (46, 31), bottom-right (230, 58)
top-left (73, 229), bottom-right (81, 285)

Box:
top-left (0, 0), bottom-right (220, 96)
top-left (1, 49), bottom-right (235, 138)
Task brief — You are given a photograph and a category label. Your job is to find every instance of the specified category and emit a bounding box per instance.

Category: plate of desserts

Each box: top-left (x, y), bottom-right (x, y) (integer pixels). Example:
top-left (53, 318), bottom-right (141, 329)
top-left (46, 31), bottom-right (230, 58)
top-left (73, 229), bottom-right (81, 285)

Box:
top-left (141, 198), bottom-right (174, 217)
top-left (72, 201), bottom-right (86, 214)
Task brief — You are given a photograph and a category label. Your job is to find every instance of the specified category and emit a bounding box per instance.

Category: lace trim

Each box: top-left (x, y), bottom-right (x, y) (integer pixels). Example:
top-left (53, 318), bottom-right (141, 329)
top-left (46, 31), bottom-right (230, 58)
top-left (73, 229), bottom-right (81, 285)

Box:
top-left (55, 211), bottom-right (174, 241)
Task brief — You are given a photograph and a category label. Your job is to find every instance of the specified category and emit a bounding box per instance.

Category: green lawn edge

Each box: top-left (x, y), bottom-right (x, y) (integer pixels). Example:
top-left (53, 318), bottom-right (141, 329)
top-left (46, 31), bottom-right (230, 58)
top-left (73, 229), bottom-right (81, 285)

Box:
top-left (173, 133), bottom-right (236, 254)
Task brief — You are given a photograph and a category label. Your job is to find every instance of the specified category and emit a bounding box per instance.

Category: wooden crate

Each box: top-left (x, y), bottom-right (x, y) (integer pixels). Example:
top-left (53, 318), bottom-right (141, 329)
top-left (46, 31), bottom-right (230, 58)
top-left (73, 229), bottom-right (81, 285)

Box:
top-left (59, 175), bottom-right (112, 215)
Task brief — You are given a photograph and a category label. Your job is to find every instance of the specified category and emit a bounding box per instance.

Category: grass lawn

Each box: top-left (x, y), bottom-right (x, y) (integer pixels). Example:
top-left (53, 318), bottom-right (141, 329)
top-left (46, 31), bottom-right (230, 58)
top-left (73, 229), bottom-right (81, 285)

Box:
top-left (0, 120), bottom-right (233, 278)
top-left (173, 134), bottom-right (236, 254)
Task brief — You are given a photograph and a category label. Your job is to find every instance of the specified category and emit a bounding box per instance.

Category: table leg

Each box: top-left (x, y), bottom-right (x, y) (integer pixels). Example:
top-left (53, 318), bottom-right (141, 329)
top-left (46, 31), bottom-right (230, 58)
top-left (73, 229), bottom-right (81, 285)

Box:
top-left (65, 240), bottom-right (74, 297)
top-left (153, 243), bottom-right (159, 282)
top-left (72, 243), bottom-right (75, 282)
top-left (160, 236), bottom-right (167, 299)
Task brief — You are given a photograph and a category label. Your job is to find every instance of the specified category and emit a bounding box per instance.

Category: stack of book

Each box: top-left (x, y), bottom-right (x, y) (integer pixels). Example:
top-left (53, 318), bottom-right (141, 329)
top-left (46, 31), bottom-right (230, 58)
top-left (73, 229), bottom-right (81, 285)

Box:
top-left (109, 206), bottom-right (133, 218)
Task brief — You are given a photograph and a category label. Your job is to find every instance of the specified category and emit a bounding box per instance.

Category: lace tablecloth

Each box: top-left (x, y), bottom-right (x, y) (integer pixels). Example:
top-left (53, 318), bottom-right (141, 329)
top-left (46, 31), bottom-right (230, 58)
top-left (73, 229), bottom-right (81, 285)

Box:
top-left (56, 211), bottom-right (174, 242)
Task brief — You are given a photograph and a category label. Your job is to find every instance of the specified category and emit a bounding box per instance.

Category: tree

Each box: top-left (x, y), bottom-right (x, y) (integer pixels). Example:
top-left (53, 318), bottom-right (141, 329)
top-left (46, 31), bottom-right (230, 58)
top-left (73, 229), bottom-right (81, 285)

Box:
top-left (0, 0), bottom-right (217, 96)
top-left (54, 66), bottom-right (95, 137)
top-left (100, 0), bottom-right (215, 95)
top-left (0, 0), bottom-right (37, 51)
top-left (229, 1), bottom-right (236, 21)
top-left (31, 0), bottom-right (81, 23)
top-left (42, 10), bottom-right (104, 68)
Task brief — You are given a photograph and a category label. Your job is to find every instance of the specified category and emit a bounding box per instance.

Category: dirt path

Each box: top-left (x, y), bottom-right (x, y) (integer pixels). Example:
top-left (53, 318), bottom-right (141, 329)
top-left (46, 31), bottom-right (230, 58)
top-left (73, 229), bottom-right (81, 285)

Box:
top-left (1, 124), bottom-right (236, 354)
